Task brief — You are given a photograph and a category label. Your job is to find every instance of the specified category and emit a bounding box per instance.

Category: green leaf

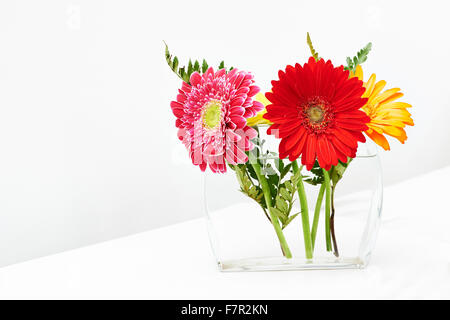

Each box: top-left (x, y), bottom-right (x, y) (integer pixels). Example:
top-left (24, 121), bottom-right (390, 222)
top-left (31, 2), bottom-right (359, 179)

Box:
top-left (194, 60), bottom-right (200, 72)
top-left (202, 59), bottom-right (208, 73)
top-left (280, 163), bottom-right (292, 180)
top-left (306, 32), bottom-right (320, 61)
top-left (246, 163), bottom-right (258, 180)
top-left (285, 181), bottom-right (293, 193)
top-left (267, 173), bottom-right (279, 201)
top-left (188, 59), bottom-right (193, 75)
top-left (172, 56), bottom-right (179, 71)
top-left (164, 42), bottom-right (232, 83)
top-left (330, 157), bottom-right (353, 185)
top-left (275, 196), bottom-right (288, 212)
top-left (279, 187), bottom-right (291, 201)
top-left (290, 168), bottom-right (303, 186)
top-left (346, 57), bottom-right (352, 67)
top-left (233, 164), bottom-right (266, 210)
top-left (345, 42), bottom-right (372, 72)
top-left (304, 160), bottom-right (325, 186)
top-left (271, 207), bottom-right (284, 219)
top-left (164, 42), bottom-right (172, 67)
top-left (283, 213), bottom-right (300, 229)
top-left (183, 72), bottom-right (190, 83)
top-left (218, 61), bottom-right (225, 69)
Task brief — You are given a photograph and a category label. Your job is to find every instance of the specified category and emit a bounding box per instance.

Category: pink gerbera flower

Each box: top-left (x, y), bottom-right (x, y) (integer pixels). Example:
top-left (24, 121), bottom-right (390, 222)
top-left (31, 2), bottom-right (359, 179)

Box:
top-left (170, 67), bottom-right (263, 173)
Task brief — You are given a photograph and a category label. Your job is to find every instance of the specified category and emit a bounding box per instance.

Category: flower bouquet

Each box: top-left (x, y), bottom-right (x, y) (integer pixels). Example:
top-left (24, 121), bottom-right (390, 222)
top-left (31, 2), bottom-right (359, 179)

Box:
top-left (165, 34), bottom-right (413, 271)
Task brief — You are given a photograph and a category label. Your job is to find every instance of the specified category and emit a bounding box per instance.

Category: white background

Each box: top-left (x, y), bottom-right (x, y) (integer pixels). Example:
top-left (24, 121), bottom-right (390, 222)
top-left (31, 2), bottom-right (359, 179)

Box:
top-left (0, 0), bottom-right (449, 267)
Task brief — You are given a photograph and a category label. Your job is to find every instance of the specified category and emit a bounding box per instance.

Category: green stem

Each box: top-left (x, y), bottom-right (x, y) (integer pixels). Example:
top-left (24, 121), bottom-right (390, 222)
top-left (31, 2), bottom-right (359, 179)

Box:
top-left (311, 183), bottom-right (325, 251)
top-left (330, 185), bottom-right (339, 257)
top-left (251, 162), bottom-right (292, 259)
top-left (323, 168), bottom-right (332, 252)
top-left (292, 161), bottom-right (313, 260)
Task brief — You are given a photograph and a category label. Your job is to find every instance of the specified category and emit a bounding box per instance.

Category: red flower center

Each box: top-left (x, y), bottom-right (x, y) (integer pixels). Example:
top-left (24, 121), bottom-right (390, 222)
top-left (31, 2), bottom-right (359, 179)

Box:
top-left (300, 97), bottom-right (334, 134)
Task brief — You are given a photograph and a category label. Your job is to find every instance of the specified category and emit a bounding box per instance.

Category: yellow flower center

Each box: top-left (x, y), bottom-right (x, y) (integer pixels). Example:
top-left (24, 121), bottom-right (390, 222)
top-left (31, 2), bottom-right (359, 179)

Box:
top-left (202, 100), bottom-right (222, 129)
top-left (300, 97), bottom-right (334, 134)
top-left (307, 105), bottom-right (325, 124)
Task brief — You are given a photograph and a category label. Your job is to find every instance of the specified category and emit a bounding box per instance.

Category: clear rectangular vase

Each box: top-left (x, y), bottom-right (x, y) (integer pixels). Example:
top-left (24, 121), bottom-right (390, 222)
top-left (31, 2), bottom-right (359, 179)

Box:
top-left (204, 126), bottom-right (383, 272)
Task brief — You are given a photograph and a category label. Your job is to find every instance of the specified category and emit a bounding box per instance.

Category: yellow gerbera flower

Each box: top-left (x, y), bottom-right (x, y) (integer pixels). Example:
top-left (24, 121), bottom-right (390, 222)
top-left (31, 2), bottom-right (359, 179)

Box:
top-left (352, 65), bottom-right (414, 150)
top-left (247, 92), bottom-right (273, 126)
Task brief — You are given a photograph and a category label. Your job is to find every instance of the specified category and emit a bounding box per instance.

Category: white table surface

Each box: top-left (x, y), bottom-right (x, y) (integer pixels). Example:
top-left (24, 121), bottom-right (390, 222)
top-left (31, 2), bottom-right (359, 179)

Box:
top-left (0, 167), bottom-right (449, 300)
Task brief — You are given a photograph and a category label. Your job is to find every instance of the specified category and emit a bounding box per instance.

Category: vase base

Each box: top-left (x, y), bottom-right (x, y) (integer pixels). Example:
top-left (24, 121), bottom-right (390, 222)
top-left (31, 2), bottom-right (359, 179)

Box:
top-left (218, 256), bottom-right (366, 272)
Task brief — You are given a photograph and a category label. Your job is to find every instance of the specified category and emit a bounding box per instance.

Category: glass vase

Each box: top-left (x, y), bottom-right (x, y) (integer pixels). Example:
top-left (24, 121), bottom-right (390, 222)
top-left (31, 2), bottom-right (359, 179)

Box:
top-left (204, 126), bottom-right (383, 271)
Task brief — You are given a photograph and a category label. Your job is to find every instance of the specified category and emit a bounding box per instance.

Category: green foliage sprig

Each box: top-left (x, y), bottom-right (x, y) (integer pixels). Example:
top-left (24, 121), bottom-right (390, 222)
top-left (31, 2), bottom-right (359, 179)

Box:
top-left (306, 32), bottom-right (320, 61)
top-left (330, 158), bottom-right (353, 186)
top-left (304, 160), bottom-right (325, 186)
top-left (230, 133), bottom-right (301, 229)
top-left (271, 169), bottom-right (302, 229)
top-left (304, 157), bottom-right (353, 187)
top-left (232, 164), bottom-right (264, 206)
top-left (345, 42), bottom-right (372, 72)
top-left (164, 42), bottom-right (232, 84)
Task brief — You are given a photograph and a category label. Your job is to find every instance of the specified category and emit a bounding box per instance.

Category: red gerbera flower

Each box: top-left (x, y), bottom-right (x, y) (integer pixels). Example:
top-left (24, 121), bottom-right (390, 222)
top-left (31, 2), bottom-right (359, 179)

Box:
top-left (263, 57), bottom-right (370, 171)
